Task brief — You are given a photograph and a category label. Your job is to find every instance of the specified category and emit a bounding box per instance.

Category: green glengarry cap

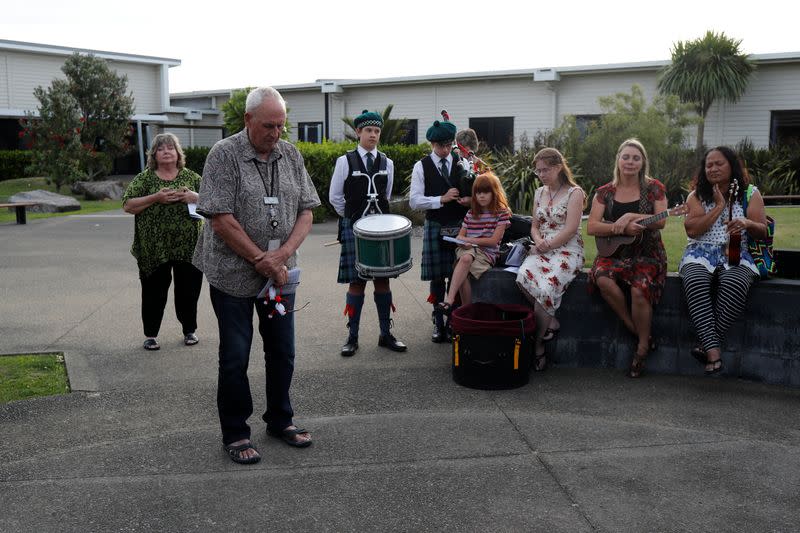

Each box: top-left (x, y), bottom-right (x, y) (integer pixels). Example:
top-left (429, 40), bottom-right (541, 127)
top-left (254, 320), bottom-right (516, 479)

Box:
top-left (425, 120), bottom-right (457, 143)
top-left (354, 110), bottom-right (383, 129)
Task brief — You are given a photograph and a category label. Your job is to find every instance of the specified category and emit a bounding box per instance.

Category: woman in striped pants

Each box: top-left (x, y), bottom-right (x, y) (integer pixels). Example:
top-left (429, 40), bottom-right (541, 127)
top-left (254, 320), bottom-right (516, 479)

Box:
top-left (679, 146), bottom-right (769, 375)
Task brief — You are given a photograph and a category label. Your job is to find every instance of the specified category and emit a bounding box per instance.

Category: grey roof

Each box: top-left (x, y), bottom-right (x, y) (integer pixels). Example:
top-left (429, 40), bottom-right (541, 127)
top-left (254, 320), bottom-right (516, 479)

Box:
top-left (170, 52), bottom-right (800, 97)
top-left (0, 39), bottom-right (180, 66)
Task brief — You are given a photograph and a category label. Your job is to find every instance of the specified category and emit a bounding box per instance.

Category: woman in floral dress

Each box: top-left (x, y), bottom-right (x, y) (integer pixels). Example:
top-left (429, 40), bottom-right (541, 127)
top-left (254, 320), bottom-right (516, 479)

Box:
top-left (586, 139), bottom-right (668, 378)
top-left (516, 148), bottom-right (585, 371)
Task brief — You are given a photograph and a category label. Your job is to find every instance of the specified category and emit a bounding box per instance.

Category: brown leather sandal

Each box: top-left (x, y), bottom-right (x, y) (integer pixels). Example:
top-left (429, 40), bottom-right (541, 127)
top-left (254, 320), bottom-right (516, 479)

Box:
top-left (627, 351), bottom-right (647, 378)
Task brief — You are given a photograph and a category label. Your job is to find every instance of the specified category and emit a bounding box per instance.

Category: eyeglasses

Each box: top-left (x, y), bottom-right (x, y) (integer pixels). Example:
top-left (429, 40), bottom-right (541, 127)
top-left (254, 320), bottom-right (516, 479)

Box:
top-left (533, 167), bottom-right (556, 177)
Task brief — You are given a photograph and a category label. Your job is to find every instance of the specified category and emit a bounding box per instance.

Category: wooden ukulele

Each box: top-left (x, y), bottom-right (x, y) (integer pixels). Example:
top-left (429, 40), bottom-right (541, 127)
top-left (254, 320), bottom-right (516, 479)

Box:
top-left (595, 204), bottom-right (688, 257)
top-left (727, 180), bottom-right (741, 266)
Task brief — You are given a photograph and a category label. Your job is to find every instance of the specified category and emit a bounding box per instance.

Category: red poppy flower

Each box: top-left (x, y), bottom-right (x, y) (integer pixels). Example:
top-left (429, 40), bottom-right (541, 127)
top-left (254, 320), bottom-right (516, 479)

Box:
top-left (560, 261), bottom-right (569, 270)
top-left (561, 250), bottom-right (571, 256)
top-left (541, 267), bottom-right (551, 274)
top-left (525, 269), bottom-right (533, 280)
top-left (549, 276), bottom-right (561, 287)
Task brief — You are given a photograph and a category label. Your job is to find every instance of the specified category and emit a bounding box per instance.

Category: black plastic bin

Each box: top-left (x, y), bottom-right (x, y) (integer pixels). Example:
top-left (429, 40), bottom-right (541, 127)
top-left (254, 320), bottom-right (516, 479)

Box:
top-left (450, 303), bottom-right (535, 389)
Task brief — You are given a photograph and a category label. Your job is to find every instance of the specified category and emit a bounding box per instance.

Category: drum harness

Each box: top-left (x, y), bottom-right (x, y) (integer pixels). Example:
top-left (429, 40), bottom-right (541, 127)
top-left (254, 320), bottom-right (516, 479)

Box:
top-left (350, 168), bottom-right (390, 219)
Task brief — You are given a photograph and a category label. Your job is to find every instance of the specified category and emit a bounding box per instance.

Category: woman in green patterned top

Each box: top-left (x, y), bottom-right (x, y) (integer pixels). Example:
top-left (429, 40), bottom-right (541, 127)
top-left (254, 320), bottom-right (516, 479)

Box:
top-left (123, 133), bottom-right (203, 351)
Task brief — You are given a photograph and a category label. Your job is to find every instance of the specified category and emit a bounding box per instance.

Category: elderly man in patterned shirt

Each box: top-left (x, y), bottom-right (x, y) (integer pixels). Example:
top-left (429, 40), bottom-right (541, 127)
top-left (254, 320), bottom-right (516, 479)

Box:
top-left (193, 86), bottom-right (321, 464)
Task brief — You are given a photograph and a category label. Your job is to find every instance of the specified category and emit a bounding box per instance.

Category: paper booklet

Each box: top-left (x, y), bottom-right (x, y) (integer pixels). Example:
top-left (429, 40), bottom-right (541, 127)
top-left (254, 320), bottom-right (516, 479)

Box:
top-left (442, 235), bottom-right (469, 246)
top-left (503, 242), bottom-right (528, 268)
top-left (257, 268), bottom-right (301, 299)
top-left (187, 203), bottom-right (203, 219)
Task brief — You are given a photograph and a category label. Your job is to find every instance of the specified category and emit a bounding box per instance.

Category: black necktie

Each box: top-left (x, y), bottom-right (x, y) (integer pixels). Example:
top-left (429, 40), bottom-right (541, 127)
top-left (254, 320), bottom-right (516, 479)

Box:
top-left (440, 159), bottom-right (449, 178)
top-left (365, 152), bottom-right (374, 174)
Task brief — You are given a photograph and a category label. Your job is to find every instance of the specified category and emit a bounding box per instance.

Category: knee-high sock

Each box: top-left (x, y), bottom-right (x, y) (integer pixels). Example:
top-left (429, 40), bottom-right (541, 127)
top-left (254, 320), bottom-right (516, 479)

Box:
top-left (344, 292), bottom-right (365, 340)
top-left (374, 291), bottom-right (394, 337)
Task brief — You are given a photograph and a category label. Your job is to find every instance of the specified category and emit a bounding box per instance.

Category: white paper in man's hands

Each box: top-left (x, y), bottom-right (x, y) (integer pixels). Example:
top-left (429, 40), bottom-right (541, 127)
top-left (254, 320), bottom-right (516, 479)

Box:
top-left (257, 268), bottom-right (301, 299)
top-left (187, 203), bottom-right (203, 219)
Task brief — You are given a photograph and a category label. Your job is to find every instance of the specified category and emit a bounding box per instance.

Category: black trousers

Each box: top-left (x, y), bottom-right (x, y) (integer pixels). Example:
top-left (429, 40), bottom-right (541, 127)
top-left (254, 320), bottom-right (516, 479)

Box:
top-left (140, 260), bottom-right (203, 338)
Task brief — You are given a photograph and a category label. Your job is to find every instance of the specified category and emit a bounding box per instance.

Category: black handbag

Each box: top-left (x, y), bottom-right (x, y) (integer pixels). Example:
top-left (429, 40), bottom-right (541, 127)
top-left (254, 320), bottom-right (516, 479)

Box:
top-left (502, 214), bottom-right (533, 243)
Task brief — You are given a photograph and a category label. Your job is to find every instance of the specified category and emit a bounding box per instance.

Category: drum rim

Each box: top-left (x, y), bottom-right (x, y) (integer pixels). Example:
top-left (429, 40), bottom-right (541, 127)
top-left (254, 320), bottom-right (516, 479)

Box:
top-left (353, 214), bottom-right (412, 237)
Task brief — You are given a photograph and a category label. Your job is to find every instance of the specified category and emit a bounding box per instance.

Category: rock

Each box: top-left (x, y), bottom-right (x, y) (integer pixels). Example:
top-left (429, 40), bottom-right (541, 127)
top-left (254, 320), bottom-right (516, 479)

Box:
top-left (71, 180), bottom-right (125, 200)
top-left (8, 190), bottom-right (81, 213)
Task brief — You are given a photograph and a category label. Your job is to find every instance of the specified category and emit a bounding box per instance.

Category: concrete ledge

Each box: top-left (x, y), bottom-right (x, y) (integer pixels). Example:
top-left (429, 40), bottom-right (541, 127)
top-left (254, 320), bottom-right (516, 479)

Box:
top-left (472, 269), bottom-right (800, 387)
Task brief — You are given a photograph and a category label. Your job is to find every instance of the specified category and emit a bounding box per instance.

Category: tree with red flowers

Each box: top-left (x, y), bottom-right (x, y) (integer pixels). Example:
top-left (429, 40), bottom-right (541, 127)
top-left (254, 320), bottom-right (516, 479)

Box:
top-left (22, 53), bottom-right (135, 190)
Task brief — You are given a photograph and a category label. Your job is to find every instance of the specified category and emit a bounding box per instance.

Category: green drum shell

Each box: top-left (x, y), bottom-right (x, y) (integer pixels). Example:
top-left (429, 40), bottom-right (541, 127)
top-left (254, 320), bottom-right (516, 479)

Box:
top-left (352, 214), bottom-right (412, 278)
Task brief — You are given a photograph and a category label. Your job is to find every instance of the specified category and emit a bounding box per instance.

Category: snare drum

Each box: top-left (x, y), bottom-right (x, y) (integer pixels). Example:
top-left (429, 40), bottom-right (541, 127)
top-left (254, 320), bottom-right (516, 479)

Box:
top-left (352, 214), bottom-right (413, 279)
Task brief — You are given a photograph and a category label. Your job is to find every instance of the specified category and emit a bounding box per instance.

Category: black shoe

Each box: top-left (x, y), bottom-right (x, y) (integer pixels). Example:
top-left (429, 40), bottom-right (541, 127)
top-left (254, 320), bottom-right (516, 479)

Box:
top-left (341, 338), bottom-right (358, 357)
top-left (378, 334), bottom-right (407, 352)
top-left (431, 325), bottom-right (446, 343)
top-left (143, 338), bottom-right (160, 351)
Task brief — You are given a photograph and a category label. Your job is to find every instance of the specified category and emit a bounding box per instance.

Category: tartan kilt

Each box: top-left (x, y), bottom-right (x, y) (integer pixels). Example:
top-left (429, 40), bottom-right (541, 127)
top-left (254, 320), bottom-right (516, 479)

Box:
top-left (337, 217), bottom-right (360, 284)
top-left (421, 219), bottom-right (457, 281)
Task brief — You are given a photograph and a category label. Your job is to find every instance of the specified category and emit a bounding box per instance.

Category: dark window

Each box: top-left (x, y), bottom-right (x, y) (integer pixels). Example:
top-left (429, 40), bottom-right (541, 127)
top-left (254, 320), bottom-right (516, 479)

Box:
top-left (400, 119), bottom-right (417, 145)
top-left (575, 114), bottom-right (601, 140)
top-left (770, 111), bottom-right (800, 147)
top-left (0, 119), bottom-right (25, 149)
top-left (468, 117), bottom-right (514, 151)
top-left (298, 122), bottom-right (323, 143)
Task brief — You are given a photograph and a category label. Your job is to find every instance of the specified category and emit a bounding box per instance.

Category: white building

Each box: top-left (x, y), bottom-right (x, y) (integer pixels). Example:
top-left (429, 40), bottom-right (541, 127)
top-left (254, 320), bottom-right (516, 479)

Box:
top-left (0, 39), bottom-right (180, 171)
top-left (170, 53), bottom-right (800, 151)
top-left (3, 38), bottom-right (798, 170)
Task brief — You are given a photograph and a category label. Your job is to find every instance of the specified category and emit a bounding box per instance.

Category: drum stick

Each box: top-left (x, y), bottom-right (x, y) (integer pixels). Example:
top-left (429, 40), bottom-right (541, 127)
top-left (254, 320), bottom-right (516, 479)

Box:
top-left (323, 240), bottom-right (340, 247)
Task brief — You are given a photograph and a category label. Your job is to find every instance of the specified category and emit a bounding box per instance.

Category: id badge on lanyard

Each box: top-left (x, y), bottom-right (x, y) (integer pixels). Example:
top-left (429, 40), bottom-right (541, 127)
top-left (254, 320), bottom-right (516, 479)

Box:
top-left (264, 196), bottom-right (279, 229)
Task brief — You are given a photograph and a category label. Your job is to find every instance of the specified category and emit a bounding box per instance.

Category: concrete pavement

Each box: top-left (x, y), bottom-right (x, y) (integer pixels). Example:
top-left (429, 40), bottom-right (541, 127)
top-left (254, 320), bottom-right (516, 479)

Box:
top-left (1, 212), bottom-right (799, 532)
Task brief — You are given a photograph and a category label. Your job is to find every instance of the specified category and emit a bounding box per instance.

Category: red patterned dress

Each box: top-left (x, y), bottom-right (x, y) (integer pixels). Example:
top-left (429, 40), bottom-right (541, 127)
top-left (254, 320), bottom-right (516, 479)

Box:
top-left (588, 179), bottom-right (668, 304)
top-left (516, 186), bottom-right (585, 315)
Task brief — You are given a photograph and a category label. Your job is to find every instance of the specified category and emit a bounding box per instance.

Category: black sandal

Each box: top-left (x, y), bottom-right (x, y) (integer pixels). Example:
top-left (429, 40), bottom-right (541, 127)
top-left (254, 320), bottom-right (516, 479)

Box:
top-left (705, 359), bottom-right (723, 376)
top-left (542, 327), bottom-right (560, 342)
top-left (627, 352), bottom-right (647, 378)
top-left (533, 347), bottom-right (547, 372)
top-left (268, 426), bottom-right (313, 448)
top-left (143, 338), bottom-right (160, 351)
top-left (690, 345), bottom-right (707, 365)
top-left (224, 442), bottom-right (261, 464)
top-left (436, 302), bottom-right (453, 316)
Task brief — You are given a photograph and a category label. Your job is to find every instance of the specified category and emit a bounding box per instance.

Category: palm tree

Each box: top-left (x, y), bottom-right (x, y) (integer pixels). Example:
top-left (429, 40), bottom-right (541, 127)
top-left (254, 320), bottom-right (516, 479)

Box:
top-left (658, 31), bottom-right (755, 154)
top-left (342, 105), bottom-right (410, 144)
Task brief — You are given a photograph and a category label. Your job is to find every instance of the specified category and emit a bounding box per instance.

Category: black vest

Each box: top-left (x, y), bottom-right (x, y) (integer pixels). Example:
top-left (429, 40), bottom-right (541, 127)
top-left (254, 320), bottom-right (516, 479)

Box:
top-left (422, 154), bottom-right (468, 225)
top-left (343, 149), bottom-right (390, 223)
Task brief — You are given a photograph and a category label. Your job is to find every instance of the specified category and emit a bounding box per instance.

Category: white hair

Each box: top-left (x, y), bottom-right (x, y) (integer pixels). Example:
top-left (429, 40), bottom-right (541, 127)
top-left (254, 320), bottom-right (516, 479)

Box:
top-left (245, 86), bottom-right (287, 114)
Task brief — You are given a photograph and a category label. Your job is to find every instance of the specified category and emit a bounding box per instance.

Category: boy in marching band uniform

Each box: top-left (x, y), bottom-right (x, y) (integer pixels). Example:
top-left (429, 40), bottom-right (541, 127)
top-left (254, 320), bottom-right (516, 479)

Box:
top-left (410, 118), bottom-right (471, 343)
top-left (329, 110), bottom-right (407, 357)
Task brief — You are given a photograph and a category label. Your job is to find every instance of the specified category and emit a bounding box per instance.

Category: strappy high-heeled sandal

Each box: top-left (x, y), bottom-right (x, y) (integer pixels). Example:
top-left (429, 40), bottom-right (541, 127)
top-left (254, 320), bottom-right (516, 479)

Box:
top-left (627, 351), bottom-right (647, 378)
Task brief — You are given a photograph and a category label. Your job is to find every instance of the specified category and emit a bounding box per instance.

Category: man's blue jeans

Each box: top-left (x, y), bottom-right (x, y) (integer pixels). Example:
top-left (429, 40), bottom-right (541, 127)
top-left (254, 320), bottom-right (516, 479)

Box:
top-left (209, 285), bottom-right (296, 445)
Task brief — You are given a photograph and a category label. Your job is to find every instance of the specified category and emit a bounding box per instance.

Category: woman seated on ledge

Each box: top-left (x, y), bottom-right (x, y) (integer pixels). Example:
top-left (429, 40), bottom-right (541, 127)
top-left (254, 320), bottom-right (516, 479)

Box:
top-left (515, 148), bottom-right (585, 371)
top-left (586, 138), bottom-right (668, 378)
top-left (679, 146), bottom-right (768, 375)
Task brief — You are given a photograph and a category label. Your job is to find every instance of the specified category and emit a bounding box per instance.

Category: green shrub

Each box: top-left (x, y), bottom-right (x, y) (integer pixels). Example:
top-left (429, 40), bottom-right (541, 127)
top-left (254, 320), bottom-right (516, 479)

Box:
top-left (0, 150), bottom-right (37, 181)
top-left (495, 86), bottom-right (697, 212)
top-left (297, 140), bottom-right (431, 219)
top-left (736, 139), bottom-right (800, 197)
top-left (179, 140), bottom-right (432, 221)
top-left (184, 146), bottom-right (211, 175)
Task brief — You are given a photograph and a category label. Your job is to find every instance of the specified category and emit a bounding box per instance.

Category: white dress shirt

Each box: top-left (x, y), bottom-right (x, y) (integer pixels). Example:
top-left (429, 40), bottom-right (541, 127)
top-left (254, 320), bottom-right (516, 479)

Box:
top-left (409, 151), bottom-right (453, 211)
top-left (329, 145), bottom-right (395, 217)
